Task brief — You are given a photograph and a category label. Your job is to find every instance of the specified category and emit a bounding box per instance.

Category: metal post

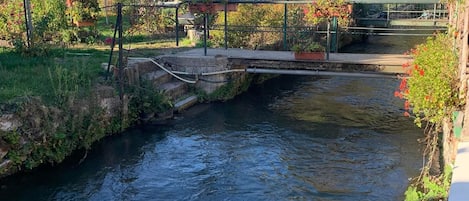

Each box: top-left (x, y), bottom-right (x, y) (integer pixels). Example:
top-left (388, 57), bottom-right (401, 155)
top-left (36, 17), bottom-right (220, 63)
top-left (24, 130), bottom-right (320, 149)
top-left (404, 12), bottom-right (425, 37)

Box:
top-left (118, 3), bottom-right (124, 100)
top-left (106, 4), bottom-right (120, 80)
top-left (331, 16), bottom-right (338, 53)
top-left (207, 14), bottom-right (210, 39)
top-left (283, 3), bottom-right (287, 50)
top-left (224, 3), bottom-right (228, 49)
top-left (326, 20), bottom-right (330, 60)
top-left (176, 7), bottom-right (179, 46)
top-left (387, 4), bottom-right (390, 25)
top-left (23, 0), bottom-right (33, 48)
top-left (204, 13), bottom-right (208, 56)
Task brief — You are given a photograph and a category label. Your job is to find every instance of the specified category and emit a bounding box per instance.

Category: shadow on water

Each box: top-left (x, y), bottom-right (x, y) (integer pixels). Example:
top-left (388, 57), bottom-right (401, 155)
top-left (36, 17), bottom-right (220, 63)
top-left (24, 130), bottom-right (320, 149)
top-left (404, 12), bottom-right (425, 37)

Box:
top-left (0, 125), bottom-right (170, 200)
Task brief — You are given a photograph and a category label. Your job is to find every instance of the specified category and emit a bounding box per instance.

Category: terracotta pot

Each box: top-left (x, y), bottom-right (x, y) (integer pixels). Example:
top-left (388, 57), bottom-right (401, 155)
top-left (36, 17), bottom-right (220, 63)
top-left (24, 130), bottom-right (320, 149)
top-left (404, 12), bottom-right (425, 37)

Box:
top-left (294, 52), bottom-right (325, 60)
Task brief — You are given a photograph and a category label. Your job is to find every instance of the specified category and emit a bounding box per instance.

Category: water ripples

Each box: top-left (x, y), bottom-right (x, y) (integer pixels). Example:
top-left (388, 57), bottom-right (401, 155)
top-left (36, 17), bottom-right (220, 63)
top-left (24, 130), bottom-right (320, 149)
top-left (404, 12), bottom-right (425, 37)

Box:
top-left (0, 76), bottom-right (423, 201)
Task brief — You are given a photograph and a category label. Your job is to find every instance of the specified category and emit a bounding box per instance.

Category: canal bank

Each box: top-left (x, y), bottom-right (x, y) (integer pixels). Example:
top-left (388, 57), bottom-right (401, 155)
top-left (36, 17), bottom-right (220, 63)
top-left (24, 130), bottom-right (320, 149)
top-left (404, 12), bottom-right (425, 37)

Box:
top-left (0, 75), bottom-right (424, 200)
top-left (0, 53), bottom-right (258, 178)
top-left (0, 31), bottom-right (460, 199)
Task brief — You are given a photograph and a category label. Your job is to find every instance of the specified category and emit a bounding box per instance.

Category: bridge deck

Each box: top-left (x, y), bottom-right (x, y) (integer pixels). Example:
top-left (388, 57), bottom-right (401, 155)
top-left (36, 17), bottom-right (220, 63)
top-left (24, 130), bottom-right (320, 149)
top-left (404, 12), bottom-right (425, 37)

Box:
top-left (176, 48), bottom-right (411, 75)
top-left (178, 48), bottom-right (410, 66)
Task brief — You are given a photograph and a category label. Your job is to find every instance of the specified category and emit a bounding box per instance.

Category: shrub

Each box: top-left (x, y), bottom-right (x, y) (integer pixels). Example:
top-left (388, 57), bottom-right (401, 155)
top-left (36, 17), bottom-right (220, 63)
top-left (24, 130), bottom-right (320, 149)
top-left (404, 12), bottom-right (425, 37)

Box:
top-left (395, 33), bottom-right (461, 127)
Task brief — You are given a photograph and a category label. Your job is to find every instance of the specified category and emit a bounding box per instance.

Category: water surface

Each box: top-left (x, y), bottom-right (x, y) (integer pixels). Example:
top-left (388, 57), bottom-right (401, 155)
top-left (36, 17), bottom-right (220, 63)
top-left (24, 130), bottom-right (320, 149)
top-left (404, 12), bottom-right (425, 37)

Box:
top-left (0, 75), bottom-right (423, 201)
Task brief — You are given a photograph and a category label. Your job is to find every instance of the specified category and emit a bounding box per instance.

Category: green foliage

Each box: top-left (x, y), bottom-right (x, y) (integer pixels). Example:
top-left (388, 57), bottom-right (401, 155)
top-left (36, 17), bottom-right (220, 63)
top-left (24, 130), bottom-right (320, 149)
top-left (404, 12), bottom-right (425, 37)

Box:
top-left (0, 0), bottom-right (25, 39)
top-left (1, 90), bottom-right (114, 171)
top-left (0, 48), bottom-right (106, 103)
top-left (0, 0), bottom-right (69, 53)
top-left (128, 81), bottom-right (173, 120)
top-left (1, 130), bottom-right (20, 146)
top-left (291, 41), bottom-right (325, 53)
top-left (210, 4), bottom-right (305, 49)
top-left (195, 39), bottom-right (213, 48)
top-left (303, 0), bottom-right (352, 26)
top-left (405, 166), bottom-right (452, 201)
top-left (68, 0), bottom-right (100, 22)
top-left (396, 33), bottom-right (458, 201)
top-left (395, 34), bottom-right (461, 127)
top-left (198, 74), bottom-right (252, 102)
top-left (136, 3), bottom-right (175, 34)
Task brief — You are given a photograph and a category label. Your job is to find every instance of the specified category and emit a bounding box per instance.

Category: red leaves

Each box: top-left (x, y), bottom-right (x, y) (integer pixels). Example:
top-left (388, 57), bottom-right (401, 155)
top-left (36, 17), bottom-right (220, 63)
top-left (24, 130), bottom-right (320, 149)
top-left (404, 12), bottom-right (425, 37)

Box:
top-left (404, 100), bottom-right (410, 110)
top-left (303, 0), bottom-right (350, 25)
top-left (399, 78), bottom-right (407, 92)
top-left (394, 91), bottom-right (403, 99)
top-left (402, 62), bottom-right (410, 68)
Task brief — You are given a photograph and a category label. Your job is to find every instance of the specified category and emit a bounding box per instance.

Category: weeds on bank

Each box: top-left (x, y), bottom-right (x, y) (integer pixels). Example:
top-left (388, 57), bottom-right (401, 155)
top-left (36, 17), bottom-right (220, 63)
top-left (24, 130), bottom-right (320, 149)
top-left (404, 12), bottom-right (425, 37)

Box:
top-left (405, 166), bottom-right (452, 201)
top-left (0, 48), bottom-right (107, 104)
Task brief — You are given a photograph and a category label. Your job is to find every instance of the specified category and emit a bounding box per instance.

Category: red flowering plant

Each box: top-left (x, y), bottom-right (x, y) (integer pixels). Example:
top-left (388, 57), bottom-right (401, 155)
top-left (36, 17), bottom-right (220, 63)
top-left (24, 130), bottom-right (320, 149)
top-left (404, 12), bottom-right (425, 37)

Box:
top-left (395, 34), bottom-right (461, 127)
top-left (303, 0), bottom-right (352, 26)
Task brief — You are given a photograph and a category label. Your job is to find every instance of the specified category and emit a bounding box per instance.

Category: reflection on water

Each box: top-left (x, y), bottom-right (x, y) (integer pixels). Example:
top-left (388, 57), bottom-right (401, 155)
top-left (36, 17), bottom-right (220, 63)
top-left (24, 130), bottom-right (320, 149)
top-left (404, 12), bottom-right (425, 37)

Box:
top-left (0, 75), bottom-right (423, 201)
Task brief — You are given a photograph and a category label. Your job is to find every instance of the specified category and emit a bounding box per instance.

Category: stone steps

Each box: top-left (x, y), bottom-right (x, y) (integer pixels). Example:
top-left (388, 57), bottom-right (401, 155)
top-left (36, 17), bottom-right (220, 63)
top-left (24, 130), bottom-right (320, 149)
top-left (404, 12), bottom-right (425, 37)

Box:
top-left (133, 62), bottom-right (199, 122)
top-left (141, 70), bottom-right (172, 87)
top-left (158, 81), bottom-right (188, 101)
top-left (174, 95), bottom-right (198, 113)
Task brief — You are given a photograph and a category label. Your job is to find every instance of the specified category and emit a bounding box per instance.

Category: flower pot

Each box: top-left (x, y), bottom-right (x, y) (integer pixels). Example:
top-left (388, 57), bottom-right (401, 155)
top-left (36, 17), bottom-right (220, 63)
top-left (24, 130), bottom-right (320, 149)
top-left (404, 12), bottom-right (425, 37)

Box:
top-left (294, 52), bottom-right (325, 60)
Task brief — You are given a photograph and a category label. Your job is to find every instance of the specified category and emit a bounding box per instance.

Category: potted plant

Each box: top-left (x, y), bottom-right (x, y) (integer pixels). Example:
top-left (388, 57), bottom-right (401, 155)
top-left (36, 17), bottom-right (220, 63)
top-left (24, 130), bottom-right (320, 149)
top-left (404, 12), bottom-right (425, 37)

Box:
top-left (68, 0), bottom-right (100, 27)
top-left (292, 41), bottom-right (325, 60)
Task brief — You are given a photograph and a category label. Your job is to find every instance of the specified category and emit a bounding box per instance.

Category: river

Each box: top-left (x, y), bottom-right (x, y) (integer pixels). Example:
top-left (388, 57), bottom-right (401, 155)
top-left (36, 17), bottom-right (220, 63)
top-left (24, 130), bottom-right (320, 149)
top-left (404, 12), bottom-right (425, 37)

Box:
top-left (0, 35), bottom-right (426, 200)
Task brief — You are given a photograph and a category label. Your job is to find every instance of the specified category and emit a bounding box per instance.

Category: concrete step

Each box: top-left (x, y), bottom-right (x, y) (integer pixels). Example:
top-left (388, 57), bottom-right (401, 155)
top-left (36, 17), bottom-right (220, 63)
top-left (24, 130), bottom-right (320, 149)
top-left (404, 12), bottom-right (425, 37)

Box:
top-left (141, 70), bottom-right (172, 87)
top-left (158, 81), bottom-right (187, 101)
top-left (174, 95), bottom-right (198, 113)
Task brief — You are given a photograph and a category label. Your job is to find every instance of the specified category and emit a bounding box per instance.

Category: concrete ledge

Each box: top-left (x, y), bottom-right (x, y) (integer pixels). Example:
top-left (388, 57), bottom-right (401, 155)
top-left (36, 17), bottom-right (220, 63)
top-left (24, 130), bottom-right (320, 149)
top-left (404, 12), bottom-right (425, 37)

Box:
top-left (449, 142), bottom-right (469, 201)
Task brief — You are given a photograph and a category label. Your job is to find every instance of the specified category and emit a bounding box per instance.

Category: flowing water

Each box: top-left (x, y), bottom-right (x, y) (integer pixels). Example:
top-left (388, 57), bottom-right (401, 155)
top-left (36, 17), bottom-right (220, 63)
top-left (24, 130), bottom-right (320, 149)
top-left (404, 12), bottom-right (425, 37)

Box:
top-left (0, 36), bottom-right (426, 201)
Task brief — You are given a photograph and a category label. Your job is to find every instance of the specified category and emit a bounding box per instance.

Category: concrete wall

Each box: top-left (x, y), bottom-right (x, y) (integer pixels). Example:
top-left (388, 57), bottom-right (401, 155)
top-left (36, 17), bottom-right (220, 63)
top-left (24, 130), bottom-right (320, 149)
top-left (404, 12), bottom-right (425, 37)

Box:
top-left (159, 55), bottom-right (231, 94)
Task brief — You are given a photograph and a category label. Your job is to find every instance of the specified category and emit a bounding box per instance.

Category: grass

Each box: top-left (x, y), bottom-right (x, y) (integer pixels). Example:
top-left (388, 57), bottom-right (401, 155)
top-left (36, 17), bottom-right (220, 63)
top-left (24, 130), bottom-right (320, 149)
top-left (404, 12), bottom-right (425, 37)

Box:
top-left (0, 47), bottom-right (108, 103)
top-left (0, 12), bottom-right (196, 104)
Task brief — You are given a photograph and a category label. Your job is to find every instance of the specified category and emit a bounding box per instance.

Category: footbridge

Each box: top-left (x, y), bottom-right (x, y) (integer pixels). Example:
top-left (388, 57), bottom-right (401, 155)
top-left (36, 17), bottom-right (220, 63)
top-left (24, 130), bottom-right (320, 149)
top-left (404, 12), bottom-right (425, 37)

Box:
top-left (157, 48), bottom-right (411, 79)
